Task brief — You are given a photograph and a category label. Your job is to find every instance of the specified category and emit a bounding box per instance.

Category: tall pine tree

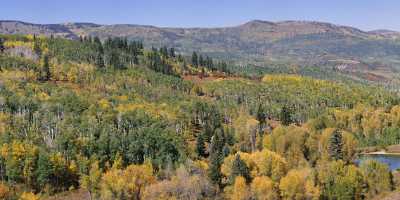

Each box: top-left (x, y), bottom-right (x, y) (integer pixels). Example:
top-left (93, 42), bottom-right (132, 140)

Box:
top-left (256, 103), bottom-right (267, 135)
top-left (40, 54), bottom-right (51, 81)
top-left (192, 51), bottom-right (198, 67)
top-left (0, 38), bottom-right (5, 53)
top-left (208, 128), bottom-right (226, 186)
top-left (328, 129), bottom-right (343, 160)
top-left (229, 154), bottom-right (251, 184)
top-left (169, 47), bottom-right (175, 58)
top-left (196, 133), bottom-right (206, 158)
top-left (33, 35), bottom-right (42, 58)
top-left (280, 106), bottom-right (292, 126)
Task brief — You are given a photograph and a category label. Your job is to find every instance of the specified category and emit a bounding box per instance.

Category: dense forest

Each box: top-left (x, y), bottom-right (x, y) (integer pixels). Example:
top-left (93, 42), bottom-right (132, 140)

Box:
top-left (1, 34), bottom-right (400, 200)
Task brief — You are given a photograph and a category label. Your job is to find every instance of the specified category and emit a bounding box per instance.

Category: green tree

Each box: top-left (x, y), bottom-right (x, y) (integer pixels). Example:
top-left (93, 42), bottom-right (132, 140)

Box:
top-left (328, 129), bottom-right (343, 160)
top-left (208, 128), bottom-right (226, 186)
top-left (33, 35), bottom-right (42, 58)
top-left (280, 106), bottom-right (292, 126)
top-left (35, 153), bottom-right (53, 190)
top-left (169, 47), bottom-right (175, 58)
top-left (196, 133), bottom-right (206, 158)
top-left (0, 38), bottom-right (5, 53)
top-left (229, 154), bottom-right (251, 184)
top-left (256, 103), bottom-right (267, 135)
top-left (40, 54), bottom-right (51, 81)
top-left (191, 51), bottom-right (198, 67)
top-left (199, 55), bottom-right (204, 66)
top-left (208, 152), bottom-right (223, 186)
top-left (95, 53), bottom-right (105, 69)
top-left (80, 161), bottom-right (102, 200)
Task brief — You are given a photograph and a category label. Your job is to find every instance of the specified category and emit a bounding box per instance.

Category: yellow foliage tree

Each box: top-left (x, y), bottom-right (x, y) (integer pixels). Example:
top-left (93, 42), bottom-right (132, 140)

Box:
top-left (279, 168), bottom-right (320, 200)
top-left (100, 161), bottom-right (155, 200)
top-left (80, 161), bottom-right (102, 200)
top-left (250, 176), bottom-right (278, 200)
top-left (19, 192), bottom-right (40, 200)
top-left (225, 176), bottom-right (251, 200)
top-left (221, 149), bottom-right (287, 183)
top-left (0, 182), bottom-right (10, 199)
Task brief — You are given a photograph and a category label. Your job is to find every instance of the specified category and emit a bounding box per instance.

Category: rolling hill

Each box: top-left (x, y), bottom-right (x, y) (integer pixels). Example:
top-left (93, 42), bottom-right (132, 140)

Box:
top-left (2, 19), bottom-right (400, 84)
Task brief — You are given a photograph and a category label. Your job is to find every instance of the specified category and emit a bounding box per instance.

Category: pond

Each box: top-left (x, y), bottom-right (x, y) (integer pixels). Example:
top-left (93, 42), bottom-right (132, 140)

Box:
top-left (356, 154), bottom-right (400, 171)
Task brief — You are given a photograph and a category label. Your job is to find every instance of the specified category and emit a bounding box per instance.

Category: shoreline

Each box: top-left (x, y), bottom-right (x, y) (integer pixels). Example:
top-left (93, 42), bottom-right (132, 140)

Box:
top-left (359, 151), bottom-right (400, 156)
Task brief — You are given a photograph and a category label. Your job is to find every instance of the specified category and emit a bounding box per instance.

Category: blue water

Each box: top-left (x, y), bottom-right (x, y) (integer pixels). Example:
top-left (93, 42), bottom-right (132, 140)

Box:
top-left (356, 154), bottom-right (400, 171)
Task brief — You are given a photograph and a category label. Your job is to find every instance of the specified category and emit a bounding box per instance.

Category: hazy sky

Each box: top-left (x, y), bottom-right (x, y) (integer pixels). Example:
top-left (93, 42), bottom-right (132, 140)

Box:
top-left (2, 0), bottom-right (399, 31)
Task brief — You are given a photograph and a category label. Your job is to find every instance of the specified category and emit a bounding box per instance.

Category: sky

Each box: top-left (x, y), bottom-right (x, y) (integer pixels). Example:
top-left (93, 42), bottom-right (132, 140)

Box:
top-left (2, 0), bottom-right (400, 31)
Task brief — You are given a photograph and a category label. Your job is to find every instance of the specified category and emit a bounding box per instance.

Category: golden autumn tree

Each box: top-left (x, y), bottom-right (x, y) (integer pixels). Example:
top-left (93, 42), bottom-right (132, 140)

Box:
top-left (0, 182), bottom-right (10, 199)
top-left (80, 161), bottom-right (102, 200)
top-left (225, 176), bottom-right (251, 200)
top-left (100, 161), bottom-right (155, 200)
top-left (19, 192), bottom-right (40, 200)
top-left (279, 168), bottom-right (320, 200)
top-left (250, 176), bottom-right (278, 200)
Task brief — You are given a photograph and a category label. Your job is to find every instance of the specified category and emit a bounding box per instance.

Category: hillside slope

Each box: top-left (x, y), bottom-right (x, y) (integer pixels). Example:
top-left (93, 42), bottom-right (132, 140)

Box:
top-left (2, 20), bottom-right (400, 84)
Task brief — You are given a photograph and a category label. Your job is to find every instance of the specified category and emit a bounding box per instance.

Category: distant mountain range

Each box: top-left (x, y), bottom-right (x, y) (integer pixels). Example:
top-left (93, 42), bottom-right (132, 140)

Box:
top-left (2, 20), bottom-right (400, 83)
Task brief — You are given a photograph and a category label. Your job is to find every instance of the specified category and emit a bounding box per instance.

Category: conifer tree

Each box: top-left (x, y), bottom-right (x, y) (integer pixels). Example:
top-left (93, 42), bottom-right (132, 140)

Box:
top-left (199, 55), bottom-right (204, 66)
top-left (160, 46), bottom-right (168, 58)
top-left (329, 129), bottom-right (343, 160)
top-left (93, 37), bottom-right (103, 53)
top-left (256, 103), bottom-right (267, 135)
top-left (40, 54), bottom-right (51, 81)
top-left (36, 153), bottom-right (53, 189)
top-left (0, 38), bottom-right (4, 53)
top-left (208, 128), bottom-right (226, 185)
top-left (208, 151), bottom-right (223, 186)
top-left (192, 51), bottom-right (198, 67)
top-left (206, 56), bottom-right (214, 70)
top-left (95, 53), bottom-right (105, 69)
top-left (230, 154), bottom-right (251, 184)
top-left (169, 47), bottom-right (176, 58)
top-left (280, 106), bottom-right (292, 126)
top-left (33, 35), bottom-right (42, 58)
top-left (196, 133), bottom-right (206, 158)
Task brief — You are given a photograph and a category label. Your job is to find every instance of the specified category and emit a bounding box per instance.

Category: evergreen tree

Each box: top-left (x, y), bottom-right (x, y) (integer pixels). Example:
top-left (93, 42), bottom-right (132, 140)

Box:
top-left (208, 151), bottom-right (223, 186)
top-left (210, 128), bottom-right (225, 154)
top-left (33, 35), bottom-right (42, 58)
top-left (199, 55), bottom-right (204, 66)
top-left (93, 37), bottom-right (103, 53)
top-left (192, 51), bottom-right (198, 67)
top-left (0, 38), bottom-right (4, 53)
top-left (256, 103), bottom-right (267, 135)
top-left (196, 134), bottom-right (206, 158)
top-left (41, 54), bottom-right (51, 81)
top-left (35, 153), bottom-right (53, 189)
top-left (229, 154), bottom-right (251, 184)
top-left (329, 129), bottom-right (343, 160)
top-left (206, 56), bottom-right (214, 70)
top-left (160, 46), bottom-right (169, 58)
top-left (95, 53), bottom-right (105, 69)
top-left (222, 143), bottom-right (231, 157)
top-left (109, 51), bottom-right (124, 70)
top-left (169, 47), bottom-right (176, 58)
top-left (280, 106), bottom-right (292, 126)
top-left (208, 128), bottom-right (226, 186)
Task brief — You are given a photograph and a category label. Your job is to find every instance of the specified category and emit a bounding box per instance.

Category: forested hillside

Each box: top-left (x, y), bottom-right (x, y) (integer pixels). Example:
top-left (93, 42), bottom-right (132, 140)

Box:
top-left (2, 20), bottom-right (400, 86)
top-left (1, 34), bottom-right (400, 199)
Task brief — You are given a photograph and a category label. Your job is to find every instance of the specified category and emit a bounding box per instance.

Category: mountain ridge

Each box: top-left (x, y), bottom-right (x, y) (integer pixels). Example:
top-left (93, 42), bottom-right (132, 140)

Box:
top-left (1, 19), bottom-right (399, 36)
top-left (2, 19), bottom-right (400, 84)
